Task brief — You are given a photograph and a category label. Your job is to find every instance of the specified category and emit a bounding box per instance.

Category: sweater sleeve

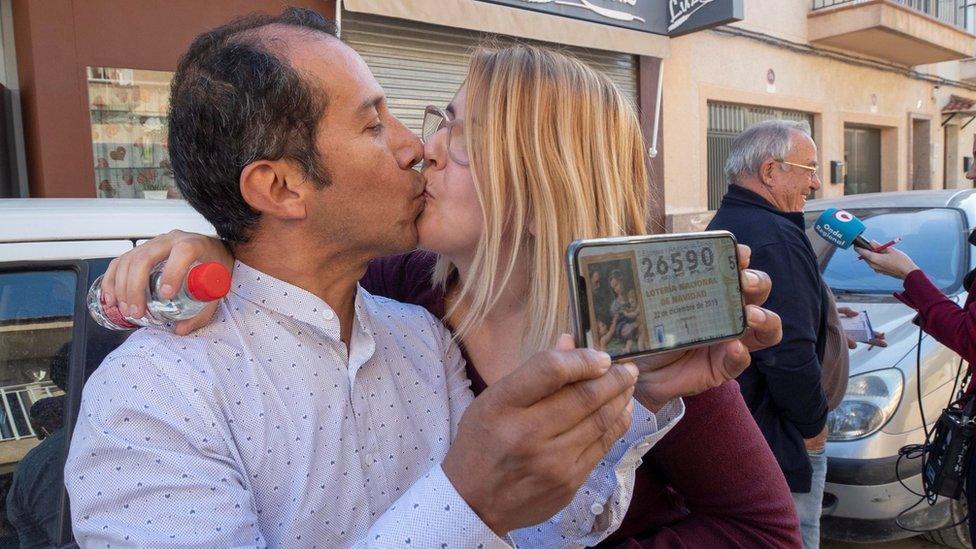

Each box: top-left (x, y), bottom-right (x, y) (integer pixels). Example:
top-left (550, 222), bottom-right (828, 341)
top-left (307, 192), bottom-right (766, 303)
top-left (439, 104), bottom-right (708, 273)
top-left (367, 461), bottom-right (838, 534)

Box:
top-left (633, 382), bottom-right (802, 549)
top-left (748, 242), bottom-right (828, 438)
top-left (895, 269), bottom-right (976, 364)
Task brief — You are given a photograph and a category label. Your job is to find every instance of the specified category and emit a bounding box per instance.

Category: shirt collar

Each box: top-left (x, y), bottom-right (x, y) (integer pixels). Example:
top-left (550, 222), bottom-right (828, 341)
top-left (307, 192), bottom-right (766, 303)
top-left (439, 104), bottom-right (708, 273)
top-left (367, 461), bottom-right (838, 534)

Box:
top-left (230, 260), bottom-right (373, 340)
top-left (722, 183), bottom-right (807, 230)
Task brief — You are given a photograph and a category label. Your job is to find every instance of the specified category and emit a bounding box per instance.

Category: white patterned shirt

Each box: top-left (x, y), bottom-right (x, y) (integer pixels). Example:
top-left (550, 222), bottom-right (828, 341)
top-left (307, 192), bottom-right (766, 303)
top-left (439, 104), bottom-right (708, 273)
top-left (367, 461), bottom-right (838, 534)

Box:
top-left (65, 261), bottom-right (683, 548)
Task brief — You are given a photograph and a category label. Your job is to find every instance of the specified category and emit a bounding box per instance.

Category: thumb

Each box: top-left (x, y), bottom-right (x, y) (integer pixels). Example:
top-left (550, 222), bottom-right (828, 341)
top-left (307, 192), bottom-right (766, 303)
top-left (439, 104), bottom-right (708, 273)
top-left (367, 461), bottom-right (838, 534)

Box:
top-left (173, 301), bottom-right (219, 336)
top-left (554, 333), bottom-right (576, 351)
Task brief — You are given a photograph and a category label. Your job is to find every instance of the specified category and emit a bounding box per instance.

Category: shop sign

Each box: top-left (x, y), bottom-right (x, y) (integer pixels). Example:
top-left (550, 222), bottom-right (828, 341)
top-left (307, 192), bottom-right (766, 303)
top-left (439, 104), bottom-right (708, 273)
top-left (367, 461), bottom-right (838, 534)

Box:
top-left (475, 0), bottom-right (742, 36)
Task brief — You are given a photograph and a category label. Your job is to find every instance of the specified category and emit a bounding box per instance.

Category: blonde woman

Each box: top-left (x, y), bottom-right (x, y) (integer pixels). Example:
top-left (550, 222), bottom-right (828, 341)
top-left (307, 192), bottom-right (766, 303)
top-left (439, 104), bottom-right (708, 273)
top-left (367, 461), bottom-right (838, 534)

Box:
top-left (102, 44), bottom-right (799, 547)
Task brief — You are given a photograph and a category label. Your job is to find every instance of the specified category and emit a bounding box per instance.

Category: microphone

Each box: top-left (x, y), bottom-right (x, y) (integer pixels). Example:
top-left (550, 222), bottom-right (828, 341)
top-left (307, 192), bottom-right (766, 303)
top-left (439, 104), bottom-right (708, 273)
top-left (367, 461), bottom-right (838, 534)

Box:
top-left (814, 208), bottom-right (874, 250)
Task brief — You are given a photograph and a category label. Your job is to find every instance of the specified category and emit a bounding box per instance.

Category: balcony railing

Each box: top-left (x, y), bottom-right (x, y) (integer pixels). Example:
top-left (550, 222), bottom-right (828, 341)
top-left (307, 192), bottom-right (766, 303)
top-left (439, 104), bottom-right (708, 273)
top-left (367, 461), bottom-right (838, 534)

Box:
top-left (813, 0), bottom-right (974, 31)
top-left (0, 381), bottom-right (61, 441)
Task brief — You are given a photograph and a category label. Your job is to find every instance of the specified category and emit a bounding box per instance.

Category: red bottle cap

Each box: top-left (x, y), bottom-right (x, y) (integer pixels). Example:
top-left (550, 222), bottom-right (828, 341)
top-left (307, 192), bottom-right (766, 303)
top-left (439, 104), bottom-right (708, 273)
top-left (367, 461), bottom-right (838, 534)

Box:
top-left (186, 262), bottom-right (231, 302)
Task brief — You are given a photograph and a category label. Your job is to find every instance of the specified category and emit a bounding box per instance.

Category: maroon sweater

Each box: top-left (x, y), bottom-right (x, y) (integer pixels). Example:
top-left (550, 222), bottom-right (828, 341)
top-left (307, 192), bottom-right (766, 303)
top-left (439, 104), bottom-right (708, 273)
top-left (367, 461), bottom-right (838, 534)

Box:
top-left (362, 251), bottom-right (801, 548)
top-left (895, 269), bottom-right (976, 395)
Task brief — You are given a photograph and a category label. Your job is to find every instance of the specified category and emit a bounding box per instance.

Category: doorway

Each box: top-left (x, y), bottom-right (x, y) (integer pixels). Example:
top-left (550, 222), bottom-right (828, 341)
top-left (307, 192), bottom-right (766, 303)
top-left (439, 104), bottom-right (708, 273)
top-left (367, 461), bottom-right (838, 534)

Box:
top-left (844, 125), bottom-right (881, 195)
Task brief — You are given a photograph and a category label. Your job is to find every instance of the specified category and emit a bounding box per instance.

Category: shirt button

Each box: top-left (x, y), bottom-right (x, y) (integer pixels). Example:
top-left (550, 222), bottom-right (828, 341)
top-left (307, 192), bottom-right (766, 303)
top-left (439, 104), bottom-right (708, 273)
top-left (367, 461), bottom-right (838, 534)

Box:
top-left (638, 442), bottom-right (651, 451)
top-left (636, 458), bottom-right (644, 467)
top-left (589, 502), bottom-right (605, 515)
top-left (323, 309), bottom-right (336, 321)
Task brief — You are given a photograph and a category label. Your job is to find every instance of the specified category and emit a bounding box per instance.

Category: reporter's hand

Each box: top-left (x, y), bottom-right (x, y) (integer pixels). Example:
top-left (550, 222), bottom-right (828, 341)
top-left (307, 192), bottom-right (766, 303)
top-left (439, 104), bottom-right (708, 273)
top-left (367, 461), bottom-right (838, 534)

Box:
top-left (630, 244), bottom-right (782, 411)
top-left (442, 334), bottom-right (637, 535)
top-left (100, 230), bottom-right (232, 335)
top-left (856, 242), bottom-right (919, 280)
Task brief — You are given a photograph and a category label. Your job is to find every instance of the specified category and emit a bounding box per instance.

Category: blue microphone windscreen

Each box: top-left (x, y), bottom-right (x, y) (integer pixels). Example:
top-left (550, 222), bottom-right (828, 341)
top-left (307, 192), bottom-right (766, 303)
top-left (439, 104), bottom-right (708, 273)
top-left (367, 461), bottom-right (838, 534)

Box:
top-left (815, 208), bottom-right (865, 249)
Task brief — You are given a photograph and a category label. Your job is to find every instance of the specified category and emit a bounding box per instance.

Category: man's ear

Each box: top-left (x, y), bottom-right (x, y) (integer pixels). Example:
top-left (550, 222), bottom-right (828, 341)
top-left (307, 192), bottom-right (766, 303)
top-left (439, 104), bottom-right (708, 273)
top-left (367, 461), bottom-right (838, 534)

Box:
top-left (240, 160), bottom-right (310, 221)
top-left (760, 159), bottom-right (777, 185)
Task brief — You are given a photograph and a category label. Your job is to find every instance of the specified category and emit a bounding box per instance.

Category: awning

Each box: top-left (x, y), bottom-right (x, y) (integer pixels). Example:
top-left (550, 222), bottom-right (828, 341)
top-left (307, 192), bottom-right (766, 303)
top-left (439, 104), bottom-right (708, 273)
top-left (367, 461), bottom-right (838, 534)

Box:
top-left (341, 0), bottom-right (671, 58)
top-left (942, 94), bottom-right (976, 128)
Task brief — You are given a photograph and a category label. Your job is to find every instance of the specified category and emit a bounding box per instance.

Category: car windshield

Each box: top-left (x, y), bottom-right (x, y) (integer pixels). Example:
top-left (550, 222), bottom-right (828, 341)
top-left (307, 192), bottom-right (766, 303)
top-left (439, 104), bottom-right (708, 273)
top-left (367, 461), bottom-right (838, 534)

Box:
top-left (803, 207), bottom-right (968, 295)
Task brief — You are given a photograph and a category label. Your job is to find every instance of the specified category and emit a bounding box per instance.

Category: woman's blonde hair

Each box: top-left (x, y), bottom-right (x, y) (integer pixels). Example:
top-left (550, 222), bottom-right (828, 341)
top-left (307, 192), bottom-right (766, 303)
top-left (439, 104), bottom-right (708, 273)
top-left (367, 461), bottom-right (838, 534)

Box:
top-left (433, 43), bottom-right (652, 356)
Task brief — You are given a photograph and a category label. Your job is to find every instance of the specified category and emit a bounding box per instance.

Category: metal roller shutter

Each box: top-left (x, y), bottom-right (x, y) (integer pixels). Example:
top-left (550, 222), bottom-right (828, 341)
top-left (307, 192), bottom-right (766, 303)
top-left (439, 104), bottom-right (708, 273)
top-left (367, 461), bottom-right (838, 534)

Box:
top-left (706, 102), bottom-right (815, 210)
top-left (342, 12), bottom-right (639, 135)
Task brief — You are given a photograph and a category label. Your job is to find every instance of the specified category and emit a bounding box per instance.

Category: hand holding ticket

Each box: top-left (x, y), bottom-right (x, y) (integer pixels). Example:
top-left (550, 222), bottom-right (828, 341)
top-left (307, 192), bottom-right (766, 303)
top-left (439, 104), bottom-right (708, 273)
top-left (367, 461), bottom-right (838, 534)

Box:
top-left (840, 310), bottom-right (874, 343)
top-left (567, 232), bottom-right (747, 360)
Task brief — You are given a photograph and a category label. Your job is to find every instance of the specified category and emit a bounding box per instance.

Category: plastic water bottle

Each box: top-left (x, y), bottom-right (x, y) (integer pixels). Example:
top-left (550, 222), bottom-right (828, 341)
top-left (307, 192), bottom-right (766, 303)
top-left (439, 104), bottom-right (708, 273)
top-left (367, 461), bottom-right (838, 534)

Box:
top-left (87, 261), bottom-right (231, 331)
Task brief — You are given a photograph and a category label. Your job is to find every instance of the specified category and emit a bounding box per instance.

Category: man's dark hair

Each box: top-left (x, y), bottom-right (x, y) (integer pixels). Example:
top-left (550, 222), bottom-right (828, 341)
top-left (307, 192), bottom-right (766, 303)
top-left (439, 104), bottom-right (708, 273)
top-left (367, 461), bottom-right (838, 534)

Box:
top-left (168, 7), bottom-right (337, 244)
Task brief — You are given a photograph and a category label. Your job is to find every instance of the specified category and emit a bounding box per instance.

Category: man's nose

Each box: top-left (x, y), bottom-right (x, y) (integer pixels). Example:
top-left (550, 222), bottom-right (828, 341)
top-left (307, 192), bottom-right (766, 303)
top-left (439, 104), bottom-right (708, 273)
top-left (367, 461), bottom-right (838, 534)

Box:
top-left (392, 119), bottom-right (423, 170)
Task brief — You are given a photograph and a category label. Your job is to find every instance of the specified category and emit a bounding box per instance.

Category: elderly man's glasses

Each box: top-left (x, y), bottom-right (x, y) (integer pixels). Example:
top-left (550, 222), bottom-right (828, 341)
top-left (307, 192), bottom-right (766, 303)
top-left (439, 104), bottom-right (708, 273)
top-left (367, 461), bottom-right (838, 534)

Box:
top-left (778, 160), bottom-right (820, 181)
top-left (422, 105), bottom-right (469, 166)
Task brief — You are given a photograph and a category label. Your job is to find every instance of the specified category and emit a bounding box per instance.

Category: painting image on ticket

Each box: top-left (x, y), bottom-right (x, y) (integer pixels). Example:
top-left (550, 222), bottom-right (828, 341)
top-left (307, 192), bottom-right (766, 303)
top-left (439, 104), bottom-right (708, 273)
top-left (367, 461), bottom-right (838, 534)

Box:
top-left (568, 232), bottom-right (747, 359)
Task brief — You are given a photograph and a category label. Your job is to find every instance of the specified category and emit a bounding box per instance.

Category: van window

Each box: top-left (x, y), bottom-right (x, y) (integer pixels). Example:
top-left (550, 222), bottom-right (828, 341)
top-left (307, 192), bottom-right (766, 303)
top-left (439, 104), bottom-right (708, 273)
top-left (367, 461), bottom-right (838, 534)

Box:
top-left (0, 270), bottom-right (74, 545)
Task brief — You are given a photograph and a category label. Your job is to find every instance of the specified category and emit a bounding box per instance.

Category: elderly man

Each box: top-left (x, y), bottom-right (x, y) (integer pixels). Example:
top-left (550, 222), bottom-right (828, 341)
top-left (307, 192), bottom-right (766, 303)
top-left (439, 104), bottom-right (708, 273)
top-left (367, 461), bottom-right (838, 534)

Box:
top-left (707, 120), bottom-right (829, 548)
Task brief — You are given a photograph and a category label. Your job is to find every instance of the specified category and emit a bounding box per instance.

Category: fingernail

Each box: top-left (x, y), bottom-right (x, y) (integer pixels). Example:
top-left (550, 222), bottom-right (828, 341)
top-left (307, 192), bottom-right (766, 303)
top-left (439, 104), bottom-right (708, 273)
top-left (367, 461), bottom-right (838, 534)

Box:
top-left (160, 284), bottom-right (174, 297)
top-left (747, 306), bottom-right (766, 323)
top-left (623, 363), bottom-right (638, 379)
top-left (743, 271), bottom-right (760, 284)
top-left (128, 304), bottom-right (139, 317)
top-left (118, 301), bottom-right (127, 313)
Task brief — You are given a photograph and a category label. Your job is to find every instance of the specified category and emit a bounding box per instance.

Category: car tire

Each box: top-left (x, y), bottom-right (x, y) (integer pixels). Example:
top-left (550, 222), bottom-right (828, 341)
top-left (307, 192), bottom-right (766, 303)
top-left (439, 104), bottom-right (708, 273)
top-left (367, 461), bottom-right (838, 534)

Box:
top-left (923, 499), bottom-right (971, 548)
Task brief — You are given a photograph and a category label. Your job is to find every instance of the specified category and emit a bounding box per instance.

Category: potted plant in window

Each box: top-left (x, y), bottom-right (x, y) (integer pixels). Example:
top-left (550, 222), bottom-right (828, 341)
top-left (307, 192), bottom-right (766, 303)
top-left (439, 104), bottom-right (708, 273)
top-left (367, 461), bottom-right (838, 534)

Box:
top-left (137, 168), bottom-right (168, 199)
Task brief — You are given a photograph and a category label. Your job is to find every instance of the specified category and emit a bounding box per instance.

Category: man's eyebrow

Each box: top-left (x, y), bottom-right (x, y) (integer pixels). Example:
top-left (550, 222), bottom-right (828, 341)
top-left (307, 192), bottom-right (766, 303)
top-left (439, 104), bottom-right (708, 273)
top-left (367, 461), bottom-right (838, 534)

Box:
top-left (357, 95), bottom-right (384, 115)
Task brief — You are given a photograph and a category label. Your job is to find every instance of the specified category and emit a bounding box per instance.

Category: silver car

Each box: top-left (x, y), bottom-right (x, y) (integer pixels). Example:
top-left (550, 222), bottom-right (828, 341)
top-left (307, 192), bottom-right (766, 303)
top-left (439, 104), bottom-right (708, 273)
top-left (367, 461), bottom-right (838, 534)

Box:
top-left (805, 190), bottom-right (976, 548)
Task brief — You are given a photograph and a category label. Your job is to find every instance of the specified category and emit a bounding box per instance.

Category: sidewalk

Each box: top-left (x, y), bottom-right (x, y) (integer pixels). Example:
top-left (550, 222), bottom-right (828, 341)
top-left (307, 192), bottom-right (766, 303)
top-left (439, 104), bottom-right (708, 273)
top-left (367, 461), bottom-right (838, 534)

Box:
top-left (823, 537), bottom-right (940, 547)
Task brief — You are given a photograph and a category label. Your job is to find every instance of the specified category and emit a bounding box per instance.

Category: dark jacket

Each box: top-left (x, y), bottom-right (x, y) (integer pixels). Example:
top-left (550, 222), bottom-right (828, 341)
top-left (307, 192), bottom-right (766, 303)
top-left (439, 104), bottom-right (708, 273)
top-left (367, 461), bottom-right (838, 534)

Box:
top-left (707, 184), bottom-right (829, 493)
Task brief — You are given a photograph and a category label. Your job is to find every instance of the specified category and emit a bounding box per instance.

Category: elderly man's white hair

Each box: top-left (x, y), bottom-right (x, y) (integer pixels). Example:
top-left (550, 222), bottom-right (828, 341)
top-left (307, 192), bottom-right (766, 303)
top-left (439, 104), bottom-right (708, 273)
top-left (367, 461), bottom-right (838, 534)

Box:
top-left (724, 120), bottom-right (811, 185)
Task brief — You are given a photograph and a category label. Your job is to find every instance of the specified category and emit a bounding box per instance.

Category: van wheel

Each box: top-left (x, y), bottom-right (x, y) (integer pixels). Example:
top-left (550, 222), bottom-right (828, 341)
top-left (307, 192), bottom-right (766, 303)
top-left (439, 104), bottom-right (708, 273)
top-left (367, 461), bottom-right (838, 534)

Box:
top-left (922, 499), bottom-right (971, 548)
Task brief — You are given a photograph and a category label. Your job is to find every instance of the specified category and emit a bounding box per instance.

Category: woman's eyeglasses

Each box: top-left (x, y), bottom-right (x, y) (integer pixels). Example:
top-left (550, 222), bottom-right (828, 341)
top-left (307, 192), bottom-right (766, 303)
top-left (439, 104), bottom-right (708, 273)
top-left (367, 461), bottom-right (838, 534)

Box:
top-left (422, 105), bottom-right (469, 166)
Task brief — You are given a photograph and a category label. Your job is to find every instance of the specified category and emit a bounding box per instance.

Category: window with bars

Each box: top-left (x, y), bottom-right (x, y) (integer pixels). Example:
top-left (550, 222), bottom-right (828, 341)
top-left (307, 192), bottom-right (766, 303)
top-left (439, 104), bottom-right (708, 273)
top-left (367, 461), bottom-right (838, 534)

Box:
top-left (706, 102), bottom-right (815, 210)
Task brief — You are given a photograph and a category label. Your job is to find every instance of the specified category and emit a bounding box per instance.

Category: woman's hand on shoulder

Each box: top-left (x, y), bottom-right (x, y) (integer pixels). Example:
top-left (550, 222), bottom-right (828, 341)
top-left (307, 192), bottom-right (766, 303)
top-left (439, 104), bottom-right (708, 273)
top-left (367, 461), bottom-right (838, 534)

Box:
top-left (100, 230), bottom-right (233, 335)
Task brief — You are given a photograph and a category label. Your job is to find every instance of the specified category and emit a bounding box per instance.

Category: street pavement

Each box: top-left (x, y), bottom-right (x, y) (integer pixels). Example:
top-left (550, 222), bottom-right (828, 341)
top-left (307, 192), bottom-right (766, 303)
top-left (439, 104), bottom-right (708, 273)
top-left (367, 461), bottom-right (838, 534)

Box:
top-left (822, 537), bottom-right (941, 547)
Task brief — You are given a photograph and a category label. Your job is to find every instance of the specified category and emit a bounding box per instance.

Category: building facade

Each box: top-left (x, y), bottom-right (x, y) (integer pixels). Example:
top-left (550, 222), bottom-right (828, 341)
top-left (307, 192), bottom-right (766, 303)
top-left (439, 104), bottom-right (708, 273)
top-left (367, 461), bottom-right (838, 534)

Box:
top-left (663, 0), bottom-right (976, 229)
top-left (4, 0), bottom-right (713, 228)
top-left (4, 0), bottom-right (974, 229)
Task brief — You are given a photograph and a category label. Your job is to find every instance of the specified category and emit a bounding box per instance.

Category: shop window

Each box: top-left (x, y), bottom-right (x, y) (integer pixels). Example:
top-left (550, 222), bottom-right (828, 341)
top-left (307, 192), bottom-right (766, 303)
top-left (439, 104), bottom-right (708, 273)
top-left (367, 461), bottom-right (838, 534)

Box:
top-left (87, 67), bottom-right (177, 199)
